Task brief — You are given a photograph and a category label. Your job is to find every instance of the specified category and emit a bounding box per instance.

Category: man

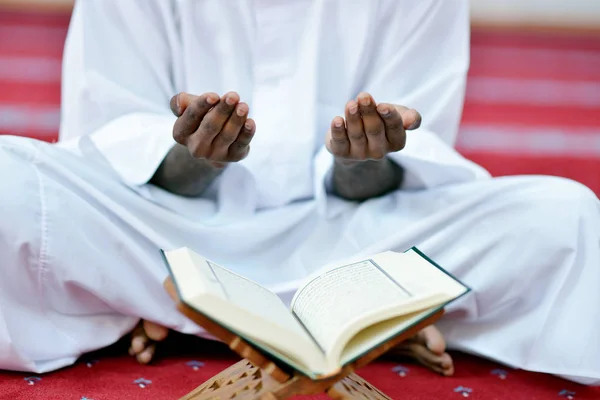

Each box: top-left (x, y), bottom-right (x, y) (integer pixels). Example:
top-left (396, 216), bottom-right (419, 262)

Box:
top-left (0, 0), bottom-right (598, 385)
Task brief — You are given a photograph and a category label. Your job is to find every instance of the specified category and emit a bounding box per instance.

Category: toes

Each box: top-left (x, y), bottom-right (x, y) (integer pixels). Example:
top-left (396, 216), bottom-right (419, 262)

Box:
top-left (131, 335), bottom-right (148, 354)
top-left (438, 352), bottom-right (453, 369)
top-left (416, 325), bottom-right (446, 355)
top-left (143, 320), bottom-right (169, 342)
top-left (407, 342), bottom-right (454, 376)
top-left (130, 325), bottom-right (149, 354)
top-left (429, 352), bottom-right (455, 376)
top-left (136, 343), bottom-right (156, 365)
top-left (428, 361), bottom-right (453, 377)
top-left (407, 342), bottom-right (440, 364)
top-left (439, 353), bottom-right (455, 376)
top-left (129, 321), bottom-right (167, 365)
top-left (390, 339), bottom-right (454, 377)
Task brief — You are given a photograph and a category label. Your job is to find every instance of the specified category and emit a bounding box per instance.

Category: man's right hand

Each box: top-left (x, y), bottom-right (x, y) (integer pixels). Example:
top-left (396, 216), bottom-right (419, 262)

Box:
top-left (169, 91), bottom-right (256, 167)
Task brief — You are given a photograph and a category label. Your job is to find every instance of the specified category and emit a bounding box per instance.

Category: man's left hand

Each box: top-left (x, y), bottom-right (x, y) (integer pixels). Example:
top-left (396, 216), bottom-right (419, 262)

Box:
top-left (326, 92), bottom-right (421, 163)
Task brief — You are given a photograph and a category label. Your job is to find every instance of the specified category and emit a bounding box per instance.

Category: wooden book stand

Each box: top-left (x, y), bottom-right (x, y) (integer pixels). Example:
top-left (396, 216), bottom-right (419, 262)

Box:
top-left (164, 277), bottom-right (444, 399)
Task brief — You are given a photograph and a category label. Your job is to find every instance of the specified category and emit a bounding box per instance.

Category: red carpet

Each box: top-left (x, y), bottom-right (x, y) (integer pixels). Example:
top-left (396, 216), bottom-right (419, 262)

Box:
top-left (1, 336), bottom-right (600, 400)
top-left (1, 8), bottom-right (600, 400)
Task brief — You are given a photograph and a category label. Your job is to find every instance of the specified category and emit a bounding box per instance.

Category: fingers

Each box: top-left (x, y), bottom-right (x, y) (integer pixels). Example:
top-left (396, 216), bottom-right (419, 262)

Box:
top-left (170, 92), bottom-right (196, 117)
top-left (357, 92), bottom-right (386, 159)
top-left (171, 91), bottom-right (255, 163)
top-left (345, 100), bottom-right (366, 158)
top-left (228, 118), bottom-right (255, 161)
top-left (328, 93), bottom-right (420, 161)
top-left (188, 92), bottom-right (239, 158)
top-left (327, 116), bottom-right (350, 158)
top-left (377, 103), bottom-right (406, 151)
top-left (211, 102), bottom-right (249, 160)
top-left (215, 102), bottom-right (248, 146)
top-left (172, 92), bottom-right (219, 144)
top-left (394, 105), bottom-right (422, 130)
top-left (169, 94), bottom-right (181, 116)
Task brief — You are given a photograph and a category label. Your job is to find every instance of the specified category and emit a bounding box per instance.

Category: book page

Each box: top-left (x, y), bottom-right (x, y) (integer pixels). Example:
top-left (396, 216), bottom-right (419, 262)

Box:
top-left (164, 248), bottom-right (329, 376)
top-left (378, 250), bottom-right (467, 300)
top-left (206, 260), bottom-right (310, 339)
top-left (338, 308), bottom-right (435, 365)
top-left (165, 248), bottom-right (309, 339)
top-left (291, 259), bottom-right (412, 352)
top-left (290, 249), bottom-right (468, 356)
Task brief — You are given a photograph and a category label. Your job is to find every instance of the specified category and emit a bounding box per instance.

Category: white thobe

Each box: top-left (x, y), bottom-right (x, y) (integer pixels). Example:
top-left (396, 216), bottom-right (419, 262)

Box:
top-left (0, 0), bottom-right (598, 385)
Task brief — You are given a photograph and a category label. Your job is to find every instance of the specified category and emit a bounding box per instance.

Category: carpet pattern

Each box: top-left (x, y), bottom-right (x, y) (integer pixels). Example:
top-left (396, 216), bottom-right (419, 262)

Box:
top-left (1, 338), bottom-right (600, 400)
top-left (0, 8), bottom-right (599, 400)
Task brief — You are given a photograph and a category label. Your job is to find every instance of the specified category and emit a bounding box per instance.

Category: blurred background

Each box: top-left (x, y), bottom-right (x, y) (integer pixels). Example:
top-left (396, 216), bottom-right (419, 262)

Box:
top-left (1, 0), bottom-right (599, 194)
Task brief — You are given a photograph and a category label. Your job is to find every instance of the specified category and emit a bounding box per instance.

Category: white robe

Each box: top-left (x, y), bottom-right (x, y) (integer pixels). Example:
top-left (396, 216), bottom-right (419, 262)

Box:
top-left (0, 0), bottom-right (598, 385)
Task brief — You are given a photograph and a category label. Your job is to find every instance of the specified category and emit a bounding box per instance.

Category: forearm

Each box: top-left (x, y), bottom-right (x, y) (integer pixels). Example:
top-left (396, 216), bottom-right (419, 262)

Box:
top-left (332, 158), bottom-right (404, 201)
top-left (150, 143), bottom-right (225, 197)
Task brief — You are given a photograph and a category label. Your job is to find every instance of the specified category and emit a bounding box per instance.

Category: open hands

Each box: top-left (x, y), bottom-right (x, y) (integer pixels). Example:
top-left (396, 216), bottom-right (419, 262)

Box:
top-left (170, 91), bottom-right (256, 167)
top-left (169, 90), bottom-right (420, 168)
top-left (326, 92), bottom-right (422, 163)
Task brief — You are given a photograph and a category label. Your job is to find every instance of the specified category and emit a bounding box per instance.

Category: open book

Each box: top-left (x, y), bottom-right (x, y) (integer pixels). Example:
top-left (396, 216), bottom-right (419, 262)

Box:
top-left (162, 247), bottom-right (469, 379)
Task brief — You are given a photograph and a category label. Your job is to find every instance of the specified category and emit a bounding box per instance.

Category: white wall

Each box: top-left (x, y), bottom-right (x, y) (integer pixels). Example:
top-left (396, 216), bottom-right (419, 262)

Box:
top-left (470, 0), bottom-right (600, 28)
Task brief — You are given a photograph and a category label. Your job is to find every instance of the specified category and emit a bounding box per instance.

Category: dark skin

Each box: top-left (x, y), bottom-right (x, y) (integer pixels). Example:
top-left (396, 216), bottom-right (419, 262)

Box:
top-left (327, 92), bottom-right (422, 201)
top-left (151, 91), bottom-right (421, 201)
top-left (150, 91), bottom-right (255, 196)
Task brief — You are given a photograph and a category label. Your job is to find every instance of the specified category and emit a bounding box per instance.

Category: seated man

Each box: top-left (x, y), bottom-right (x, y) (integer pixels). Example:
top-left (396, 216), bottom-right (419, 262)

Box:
top-left (0, 0), bottom-right (598, 385)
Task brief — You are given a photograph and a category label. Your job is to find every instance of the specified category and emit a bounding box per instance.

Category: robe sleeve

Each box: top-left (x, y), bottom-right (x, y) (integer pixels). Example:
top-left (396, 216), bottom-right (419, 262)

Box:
top-left (59, 0), bottom-right (179, 186)
top-left (314, 0), bottom-right (490, 203)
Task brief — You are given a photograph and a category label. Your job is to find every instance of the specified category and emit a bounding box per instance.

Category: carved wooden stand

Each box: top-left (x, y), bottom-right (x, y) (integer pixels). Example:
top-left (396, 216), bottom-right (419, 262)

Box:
top-left (164, 278), bottom-right (444, 399)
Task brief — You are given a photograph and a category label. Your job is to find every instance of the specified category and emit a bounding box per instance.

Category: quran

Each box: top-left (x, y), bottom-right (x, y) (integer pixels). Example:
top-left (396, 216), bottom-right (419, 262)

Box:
top-left (162, 247), bottom-right (469, 380)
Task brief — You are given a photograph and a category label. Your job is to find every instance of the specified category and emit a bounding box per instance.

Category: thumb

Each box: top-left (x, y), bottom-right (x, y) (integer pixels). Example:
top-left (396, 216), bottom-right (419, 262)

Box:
top-left (169, 92), bottom-right (198, 117)
top-left (394, 105), bottom-right (422, 130)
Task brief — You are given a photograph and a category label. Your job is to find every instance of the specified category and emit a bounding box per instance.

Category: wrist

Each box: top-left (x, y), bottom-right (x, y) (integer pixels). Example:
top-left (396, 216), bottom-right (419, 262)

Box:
top-left (208, 160), bottom-right (229, 169)
top-left (333, 157), bottom-right (387, 170)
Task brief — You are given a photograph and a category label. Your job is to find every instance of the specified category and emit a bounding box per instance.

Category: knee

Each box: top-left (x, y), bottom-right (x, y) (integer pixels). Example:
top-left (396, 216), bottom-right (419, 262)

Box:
top-left (0, 140), bottom-right (39, 202)
top-left (0, 141), bottom-right (41, 257)
top-left (500, 175), bottom-right (598, 241)
top-left (519, 175), bottom-right (597, 213)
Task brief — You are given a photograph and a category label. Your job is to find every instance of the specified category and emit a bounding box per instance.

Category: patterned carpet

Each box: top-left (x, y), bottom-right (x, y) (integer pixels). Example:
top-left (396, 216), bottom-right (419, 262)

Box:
top-left (0, 8), bottom-right (599, 400)
top-left (1, 335), bottom-right (600, 400)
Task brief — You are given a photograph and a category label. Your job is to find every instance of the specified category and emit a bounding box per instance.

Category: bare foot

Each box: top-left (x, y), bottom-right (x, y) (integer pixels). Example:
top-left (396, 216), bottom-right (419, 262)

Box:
top-left (128, 320), bottom-right (169, 364)
top-left (388, 325), bottom-right (454, 376)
